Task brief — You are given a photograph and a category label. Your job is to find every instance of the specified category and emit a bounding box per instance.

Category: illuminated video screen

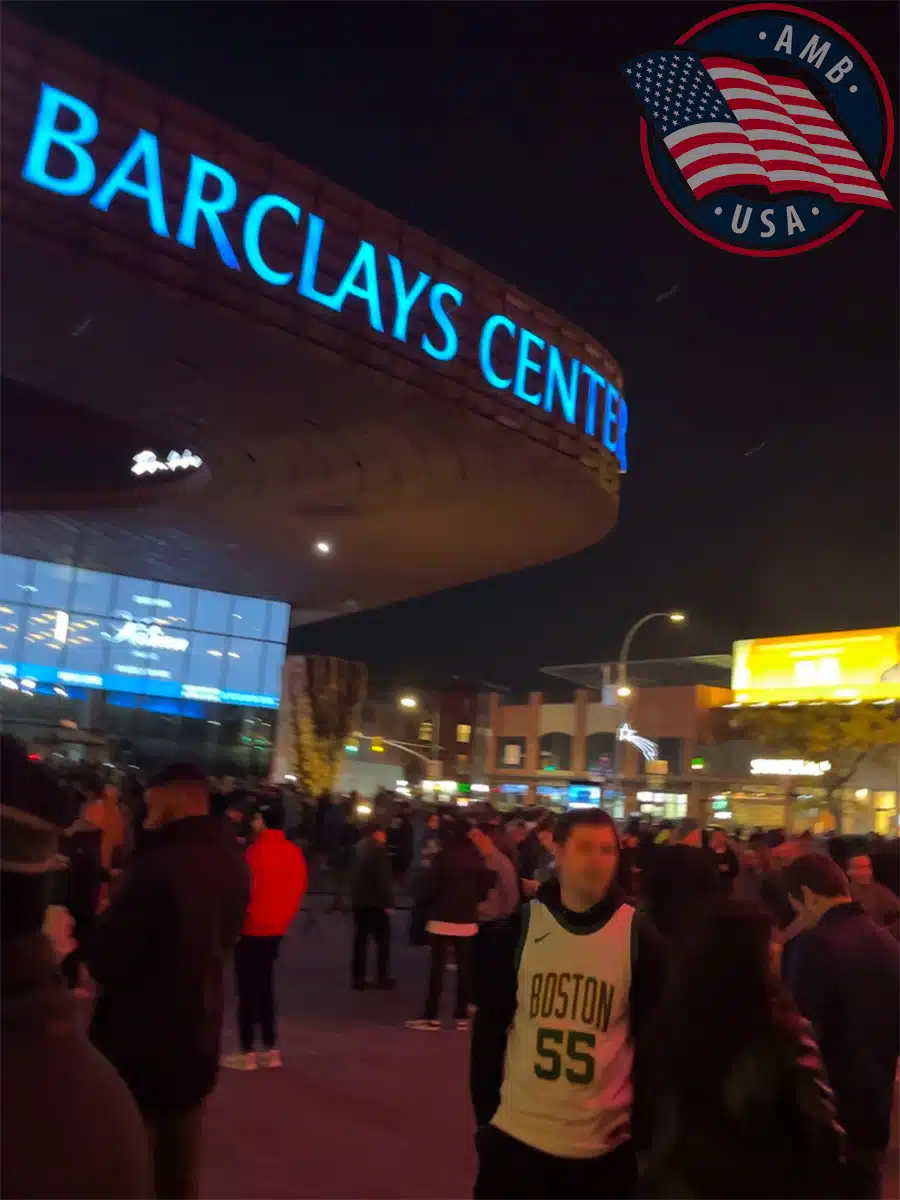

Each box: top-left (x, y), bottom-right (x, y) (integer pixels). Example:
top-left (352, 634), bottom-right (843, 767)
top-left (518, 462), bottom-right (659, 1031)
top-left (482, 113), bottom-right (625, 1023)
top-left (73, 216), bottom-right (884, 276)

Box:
top-left (0, 555), bottom-right (289, 708)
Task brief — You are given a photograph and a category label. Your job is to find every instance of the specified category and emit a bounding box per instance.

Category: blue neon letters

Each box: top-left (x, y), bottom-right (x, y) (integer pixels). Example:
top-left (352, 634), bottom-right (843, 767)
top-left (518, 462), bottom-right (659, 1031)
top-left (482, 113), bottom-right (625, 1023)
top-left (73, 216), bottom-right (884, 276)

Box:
top-left (21, 82), bottom-right (628, 470)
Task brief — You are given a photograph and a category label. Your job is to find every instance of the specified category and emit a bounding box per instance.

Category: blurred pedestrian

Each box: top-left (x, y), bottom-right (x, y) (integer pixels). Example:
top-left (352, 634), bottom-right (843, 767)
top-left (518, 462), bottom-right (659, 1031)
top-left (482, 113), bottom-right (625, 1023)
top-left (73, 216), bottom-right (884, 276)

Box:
top-left (55, 784), bottom-right (114, 995)
top-left (618, 817), bottom-right (643, 901)
top-left (388, 809), bottom-right (414, 880)
top-left (223, 803), bottom-right (308, 1072)
top-left (1, 736), bottom-right (151, 1199)
top-left (350, 823), bottom-right (395, 990)
top-left (409, 811), bottom-right (443, 946)
top-left (325, 798), bottom-right (354, 912)
top-left (84, 763), bottom-right (249, 1200)
top-left (845, 852), bottom-right (899, 938)
top-left (784, 853), bottom-right (900, 1200)
top-left (471, 824), bottom-right (519, 978)
top-left (706, 827), bottom-right (740, 894)
top-left (407, 818), bottom-right (494, 1032)
top-left (640, 897), bottom-right (844, 1198)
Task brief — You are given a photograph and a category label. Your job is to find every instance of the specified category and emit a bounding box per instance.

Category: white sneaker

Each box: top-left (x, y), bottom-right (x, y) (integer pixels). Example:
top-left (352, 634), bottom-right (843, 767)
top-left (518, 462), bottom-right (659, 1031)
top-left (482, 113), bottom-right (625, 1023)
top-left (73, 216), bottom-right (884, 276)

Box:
top-left (455, 1019), bottom-right (471, 1031)
top-left (221, 1052), bottom-right (258, 1071)
top-left (258, 1049), bottom-right (283, 1069)
top-left (405, 1019), bottom-right (441, 1032)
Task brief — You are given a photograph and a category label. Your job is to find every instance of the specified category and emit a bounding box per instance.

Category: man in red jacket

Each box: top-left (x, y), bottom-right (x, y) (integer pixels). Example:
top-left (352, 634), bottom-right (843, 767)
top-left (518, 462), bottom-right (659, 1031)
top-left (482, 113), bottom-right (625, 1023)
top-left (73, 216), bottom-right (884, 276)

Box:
top-left (223, 803), bottom-right (307, 1071)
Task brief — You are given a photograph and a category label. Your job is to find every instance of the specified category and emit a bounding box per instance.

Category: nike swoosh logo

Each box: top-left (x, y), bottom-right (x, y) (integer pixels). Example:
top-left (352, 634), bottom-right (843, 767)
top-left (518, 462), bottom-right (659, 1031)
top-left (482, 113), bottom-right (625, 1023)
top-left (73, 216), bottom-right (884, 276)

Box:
top-left (533, 933), bottom-right (551, 944)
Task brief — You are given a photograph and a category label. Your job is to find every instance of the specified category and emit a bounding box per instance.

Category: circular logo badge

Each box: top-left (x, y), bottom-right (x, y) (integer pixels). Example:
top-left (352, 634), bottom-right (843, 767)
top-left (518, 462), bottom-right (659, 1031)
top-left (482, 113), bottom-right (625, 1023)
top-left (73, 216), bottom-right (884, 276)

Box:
top-left (624, 3), bottom-right (894, 256)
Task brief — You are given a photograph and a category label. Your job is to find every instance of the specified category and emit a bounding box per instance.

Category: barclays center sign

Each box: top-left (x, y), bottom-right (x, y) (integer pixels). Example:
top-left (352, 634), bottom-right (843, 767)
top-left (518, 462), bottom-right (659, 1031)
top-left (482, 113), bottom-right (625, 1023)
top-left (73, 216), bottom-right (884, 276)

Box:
top-left (22, 84), bottom-right (628, 472)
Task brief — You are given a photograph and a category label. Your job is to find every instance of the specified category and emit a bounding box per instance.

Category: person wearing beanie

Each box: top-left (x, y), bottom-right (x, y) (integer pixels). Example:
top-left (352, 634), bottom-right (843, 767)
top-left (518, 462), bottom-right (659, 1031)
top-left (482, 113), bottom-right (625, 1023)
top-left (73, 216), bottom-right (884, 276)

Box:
top-left (222, 802), bottom-right (308, 1071)
top-left (82, 761), bottom-right (249, 1200)
top-left (0, 735), bottom-right (151, 1199)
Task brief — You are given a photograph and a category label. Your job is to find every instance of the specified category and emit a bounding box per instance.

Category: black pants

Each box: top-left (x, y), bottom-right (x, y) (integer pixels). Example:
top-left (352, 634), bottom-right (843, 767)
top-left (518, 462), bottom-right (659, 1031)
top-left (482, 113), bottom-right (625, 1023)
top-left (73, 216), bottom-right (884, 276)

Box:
top-left (424, 933), bottom-right (473, 1020)
top-left (142, 1105), bottom-right (204, 1200)
top-left (233, 934), bottom-right (282, 1053)
top-left (352, 907), bottom-right (391, 984)
top-left (473, 920), bottom-right (503, 985)
top-left (474, 1125), bottom-right (636, 1200)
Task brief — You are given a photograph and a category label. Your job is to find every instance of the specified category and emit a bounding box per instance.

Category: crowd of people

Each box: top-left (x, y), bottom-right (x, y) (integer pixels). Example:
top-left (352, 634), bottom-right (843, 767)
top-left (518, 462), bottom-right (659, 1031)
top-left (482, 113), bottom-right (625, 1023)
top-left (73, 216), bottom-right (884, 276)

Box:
top-left (1, 737), bottom-right (898, 1200)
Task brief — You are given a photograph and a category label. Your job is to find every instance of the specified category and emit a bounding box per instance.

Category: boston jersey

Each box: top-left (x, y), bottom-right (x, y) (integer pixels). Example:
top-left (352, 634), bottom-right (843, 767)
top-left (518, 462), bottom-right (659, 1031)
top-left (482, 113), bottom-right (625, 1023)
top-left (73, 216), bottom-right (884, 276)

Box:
top-left (491, 897), bottom-right (635, 1159)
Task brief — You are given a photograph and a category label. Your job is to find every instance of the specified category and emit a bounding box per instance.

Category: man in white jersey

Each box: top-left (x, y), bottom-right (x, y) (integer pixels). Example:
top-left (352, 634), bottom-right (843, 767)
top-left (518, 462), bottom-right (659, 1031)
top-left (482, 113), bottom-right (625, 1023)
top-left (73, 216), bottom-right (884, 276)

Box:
top-left (470, 808), bottom-right (665, 1199)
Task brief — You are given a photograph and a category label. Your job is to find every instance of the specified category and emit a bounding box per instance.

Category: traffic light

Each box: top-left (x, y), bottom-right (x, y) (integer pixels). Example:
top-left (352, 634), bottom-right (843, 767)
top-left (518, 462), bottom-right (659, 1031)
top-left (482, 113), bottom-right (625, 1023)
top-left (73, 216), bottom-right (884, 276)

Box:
top-left (371, 737), bottom-right (385, 753)
top-left (344, 737), bottom-right (360, 753)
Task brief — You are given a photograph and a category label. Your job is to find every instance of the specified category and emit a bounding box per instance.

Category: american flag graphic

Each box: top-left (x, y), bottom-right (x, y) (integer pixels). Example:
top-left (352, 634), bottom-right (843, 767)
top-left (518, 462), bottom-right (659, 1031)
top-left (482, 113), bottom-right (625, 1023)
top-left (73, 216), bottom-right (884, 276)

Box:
top-left (623, 50), bottom-right (891, 209)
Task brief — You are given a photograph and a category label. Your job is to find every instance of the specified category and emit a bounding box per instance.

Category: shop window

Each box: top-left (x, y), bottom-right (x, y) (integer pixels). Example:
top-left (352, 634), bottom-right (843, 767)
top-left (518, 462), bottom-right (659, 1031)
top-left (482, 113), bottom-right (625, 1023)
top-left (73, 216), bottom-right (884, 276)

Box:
top-left (457, 722), bottom-right (472, 744)
top-left (586, 731), bottom-right (614, 773)
top-left (539, 731), bottom-right (571, 771)
top-left (657, 737), bottom-right (684, 775)
top-left (874, 791), bottom-right (898, 836)
top-left (637, 791), bottom-right (687, 820)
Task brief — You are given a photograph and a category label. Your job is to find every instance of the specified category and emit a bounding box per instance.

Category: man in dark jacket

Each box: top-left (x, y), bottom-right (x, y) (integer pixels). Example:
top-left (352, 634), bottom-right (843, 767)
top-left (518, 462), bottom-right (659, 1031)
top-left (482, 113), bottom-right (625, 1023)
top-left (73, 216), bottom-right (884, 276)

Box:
top-left (84, 762), bottom-right (248, 1200)
top-left (350, 824), bottom-right (395, 990)
top-left (1, 736), bottom-right (151, 1200)
top-left (470, 808), bottom-right (666, 1199)
top-left (406, 819), bottom-right (495, 1032)
top-left (785, 853), bottom-right (900, 1200)
top-left (56, 780), bottom-right (114, 992)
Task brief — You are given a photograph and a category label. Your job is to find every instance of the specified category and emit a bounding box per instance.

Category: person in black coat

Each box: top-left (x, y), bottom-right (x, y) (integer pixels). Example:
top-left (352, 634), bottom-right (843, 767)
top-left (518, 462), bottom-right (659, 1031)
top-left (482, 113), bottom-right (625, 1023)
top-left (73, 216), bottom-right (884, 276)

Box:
top-left (1, 736), bottom-right (151, 1200)
top-left (55, 788), bottom-right (114, 991)
top-left (405, 819), bottom-right (494, 1031)
top-left (639, 897), bottom-right (844, 1199)
top-left (784, 853), bottom-right (900, 1200)
top-left (83, 763), bottom-right (248, 1200)
top-left (350, 825), bottom-right (395, 990)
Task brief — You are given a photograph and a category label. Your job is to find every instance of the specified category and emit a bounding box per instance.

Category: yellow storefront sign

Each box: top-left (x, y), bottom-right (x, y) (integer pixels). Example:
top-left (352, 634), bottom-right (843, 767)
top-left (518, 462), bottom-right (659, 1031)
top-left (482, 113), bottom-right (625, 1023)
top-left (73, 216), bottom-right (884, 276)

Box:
top-left (732, 627), bottom-right (900, 703)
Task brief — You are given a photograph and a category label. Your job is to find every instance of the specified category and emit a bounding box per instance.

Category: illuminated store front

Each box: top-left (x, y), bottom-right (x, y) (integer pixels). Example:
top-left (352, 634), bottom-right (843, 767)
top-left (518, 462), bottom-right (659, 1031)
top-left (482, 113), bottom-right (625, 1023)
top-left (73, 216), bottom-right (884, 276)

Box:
top-left (0, 554), bottom-right (289, 774)
top-left (718, 627), bottom-right (900, 833)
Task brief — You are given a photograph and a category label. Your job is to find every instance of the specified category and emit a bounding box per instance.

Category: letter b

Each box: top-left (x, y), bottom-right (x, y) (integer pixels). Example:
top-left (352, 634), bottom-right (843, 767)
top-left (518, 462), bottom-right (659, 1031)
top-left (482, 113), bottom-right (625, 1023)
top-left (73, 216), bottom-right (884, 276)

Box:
top-left (22, 84), bottom-right (99, 196)
top-left (826, 56), bottom-right (853, 84)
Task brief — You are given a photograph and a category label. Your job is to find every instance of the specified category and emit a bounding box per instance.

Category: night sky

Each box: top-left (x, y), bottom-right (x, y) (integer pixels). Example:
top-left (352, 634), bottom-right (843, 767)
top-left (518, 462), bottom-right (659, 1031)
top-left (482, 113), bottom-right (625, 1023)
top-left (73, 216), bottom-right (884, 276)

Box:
top-left (9, 1), bottom-right (899, 689)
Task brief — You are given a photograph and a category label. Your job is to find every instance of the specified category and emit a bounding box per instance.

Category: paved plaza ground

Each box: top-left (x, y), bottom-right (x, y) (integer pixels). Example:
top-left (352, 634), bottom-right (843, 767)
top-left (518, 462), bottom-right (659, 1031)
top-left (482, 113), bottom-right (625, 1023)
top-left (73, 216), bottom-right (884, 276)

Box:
top-left (205, 901), bottom-right (474, 1199)
top-left (203, 898), bottom-right (899, 1200)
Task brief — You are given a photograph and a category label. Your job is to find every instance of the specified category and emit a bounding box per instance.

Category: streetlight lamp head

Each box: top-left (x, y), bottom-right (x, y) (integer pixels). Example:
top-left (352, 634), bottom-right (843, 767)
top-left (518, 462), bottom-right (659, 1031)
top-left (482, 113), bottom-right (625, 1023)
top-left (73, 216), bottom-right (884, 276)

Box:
top-left (669, 611), bottom-right (686, 623)
top-left (616, 685), bottom-right (633, 698)
top-left (313, 539), bottom-right (333, 556)
top-left (399, 695), bottom-right (418, 709)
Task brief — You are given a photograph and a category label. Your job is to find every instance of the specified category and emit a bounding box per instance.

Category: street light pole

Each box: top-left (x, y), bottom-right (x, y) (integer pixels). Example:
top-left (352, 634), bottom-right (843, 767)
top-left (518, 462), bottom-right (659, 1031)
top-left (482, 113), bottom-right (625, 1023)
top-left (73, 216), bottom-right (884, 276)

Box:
top-left (397, 692), bottom-right (441, 779)
top-left (612, 610), bottom-right (686, 800)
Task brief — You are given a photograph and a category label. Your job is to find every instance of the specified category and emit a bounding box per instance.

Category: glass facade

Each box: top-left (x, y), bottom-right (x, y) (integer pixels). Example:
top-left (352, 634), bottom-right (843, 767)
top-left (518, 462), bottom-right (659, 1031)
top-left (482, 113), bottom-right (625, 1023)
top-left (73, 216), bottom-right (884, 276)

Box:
top-left (0, 555), bottom-right (291, 775)
top-left (0, 554), bottom-right (289, 708)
